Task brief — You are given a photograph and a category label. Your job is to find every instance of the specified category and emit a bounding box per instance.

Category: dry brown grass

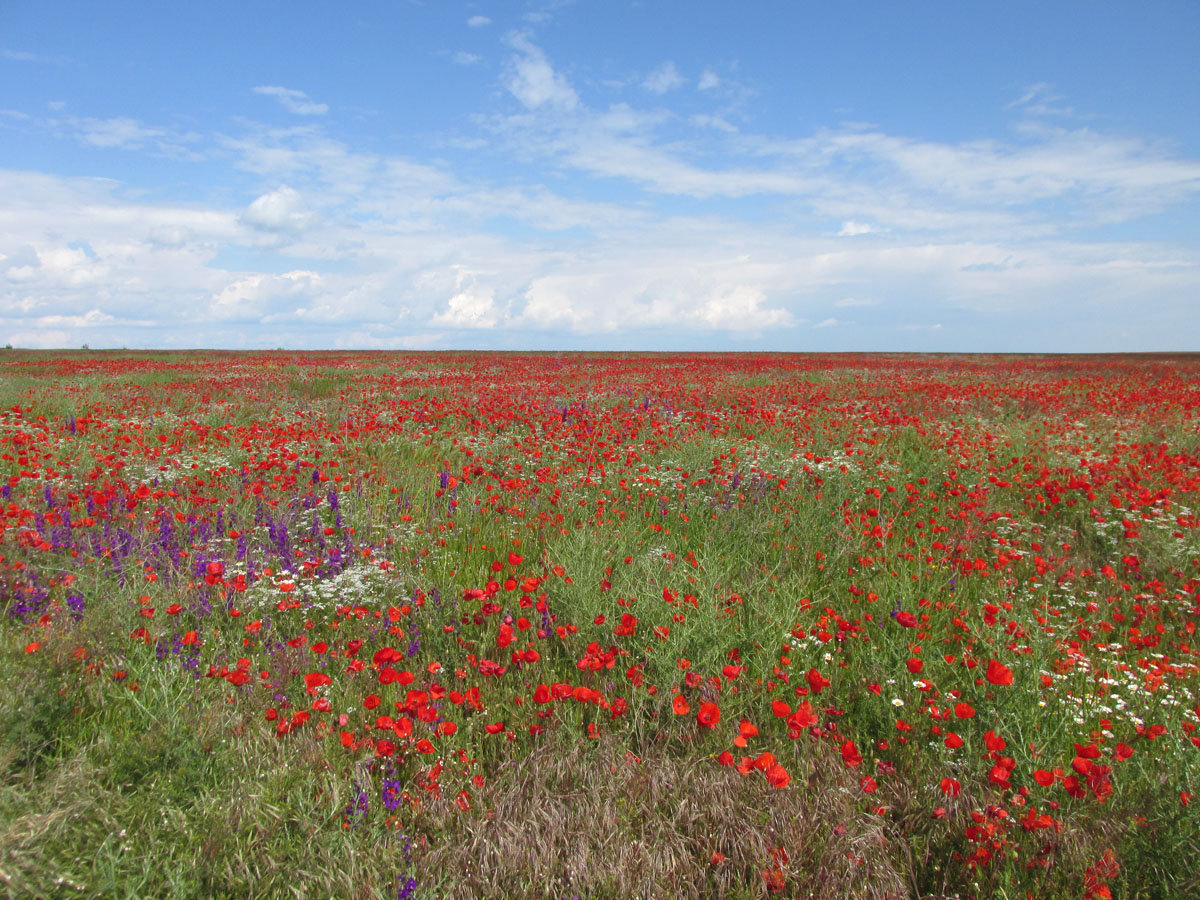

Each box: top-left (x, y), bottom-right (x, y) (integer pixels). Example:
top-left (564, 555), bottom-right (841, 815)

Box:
top-left (412, 735), bottom-right (912, 900)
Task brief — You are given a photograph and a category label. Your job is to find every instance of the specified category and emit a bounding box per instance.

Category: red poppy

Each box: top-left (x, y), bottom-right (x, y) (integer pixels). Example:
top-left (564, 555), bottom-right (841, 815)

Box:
top-left (672, 695), bottom-right (690, 715)
top-left (697, 702), bottom-right (721, 729)
top-left (303, 672), bottom-right (332, 694)
top-left (840, 739), bottom-right (862, 767)
top-left (765, 763), bottom-right (790, 788)
top-left (788, 702), bottom-right (817, 731)
top-left (985, 659), bottom-right (1014, 686)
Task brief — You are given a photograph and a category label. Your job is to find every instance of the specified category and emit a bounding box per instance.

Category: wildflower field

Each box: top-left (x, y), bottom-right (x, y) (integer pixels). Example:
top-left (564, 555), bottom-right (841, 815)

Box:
top-left (1, 351), bottom-right (1197, 900)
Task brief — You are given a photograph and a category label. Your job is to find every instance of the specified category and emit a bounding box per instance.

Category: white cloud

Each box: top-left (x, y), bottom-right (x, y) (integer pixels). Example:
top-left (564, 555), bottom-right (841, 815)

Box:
top-left (503, 34), bottom-right (578, 110)
top-left (2, 48), bottom-right (70, 64)
top-left (7, 329), bottom-right (71, 349)
top-left (210, 270), bottom-right (323, 321)
top-left (430, 285), bottom-right (498, 328)
top-left (64, 115), bottom-right (203, 161)
top-left (643, 61), bottom-right (684, 95)
top-left (691, 114), bottom-right (737, 133)
top-left (252, 86), bottom-right (329, 116)
top-left (453, 51), bottom-right (482, 66)
top-left (1007, 82), bottom-right (1074, 118)
top-left (241, 186), bottom-right (314, 232)
top-left (467, 15), bottom-right (491, 27)
top-left (74, 117), bottom-right (164, 149)
top-left (6, 69), bottom-right (1200, 352)
top-left (837, 221), bottom-right (874, 236)
top-left (698, 69), bottom-right (720, 91)
top-left (698, 284), bottom-right (793, 330)
top-left (35, 308), bottom-right (115, 328)
top-left (333, 328), bottom-right (447, 350)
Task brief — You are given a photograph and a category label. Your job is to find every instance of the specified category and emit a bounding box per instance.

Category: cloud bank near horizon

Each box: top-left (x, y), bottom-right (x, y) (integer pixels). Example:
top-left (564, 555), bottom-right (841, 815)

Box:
top-left (2, 3), bottom-right (1198, 351)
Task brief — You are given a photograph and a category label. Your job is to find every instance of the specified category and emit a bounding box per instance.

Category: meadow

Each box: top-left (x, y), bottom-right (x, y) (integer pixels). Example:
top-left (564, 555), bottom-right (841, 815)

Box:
top-left (0, 351), bottom-right (1196, 900)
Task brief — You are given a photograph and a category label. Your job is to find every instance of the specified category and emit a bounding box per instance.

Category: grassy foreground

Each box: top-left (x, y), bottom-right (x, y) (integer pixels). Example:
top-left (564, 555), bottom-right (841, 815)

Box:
top-left (1, 351), bottom-right (1197, 899)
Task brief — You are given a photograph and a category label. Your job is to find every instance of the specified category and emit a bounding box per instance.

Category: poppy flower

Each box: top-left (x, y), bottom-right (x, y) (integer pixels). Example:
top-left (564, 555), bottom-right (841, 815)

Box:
top-left (787, 701), bottom-right (816, 730)
top-left (303, 672), bottom-right (332, 695)
top-left (752, 751), bottom-right (777, 771)
top-left (840, 739), bottom-right (862, 767)
top-left (672, 695), bottom-right (690, 715)
top-left (765, 762), bottom-right (790, 788)
top-left (985, 659), bottom-right (1014, 686)
top-left (696, 702), bottom-right (721, 729)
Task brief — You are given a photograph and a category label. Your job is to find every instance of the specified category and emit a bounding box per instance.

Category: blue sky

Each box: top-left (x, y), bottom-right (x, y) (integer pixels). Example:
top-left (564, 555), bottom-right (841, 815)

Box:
top-left (2, 1), bottom-right (1198, 351)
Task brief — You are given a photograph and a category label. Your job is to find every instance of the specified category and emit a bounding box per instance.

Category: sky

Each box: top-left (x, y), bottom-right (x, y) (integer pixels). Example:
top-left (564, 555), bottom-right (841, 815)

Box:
top-left (2, 0), bottom-right (1199, 352)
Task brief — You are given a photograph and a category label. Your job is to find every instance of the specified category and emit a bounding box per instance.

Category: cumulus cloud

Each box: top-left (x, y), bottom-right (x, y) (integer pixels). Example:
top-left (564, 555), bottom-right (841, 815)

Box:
top-left (503, 34), bottom-right (578, 110)
top-left (698, 69), bottom-right (720, 91)
top-left (241, 186), bottom-right (314, 232)
top-left (430, 285), bottom-right (498, 328)
top-left (452, 51), bottom-right (482, 66)
top-left (252, 85), bottom-right (328, 116)
top-left (697, 284), bottom-right (793, 330)
top-left (210, 270), bottom-right (323, 321)
top-left (467, 15), bottom-right (491, 27)
top-left (643, 61), bottom-right (684, 94)
top-left (814, 317), bottom-right (838, 328)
